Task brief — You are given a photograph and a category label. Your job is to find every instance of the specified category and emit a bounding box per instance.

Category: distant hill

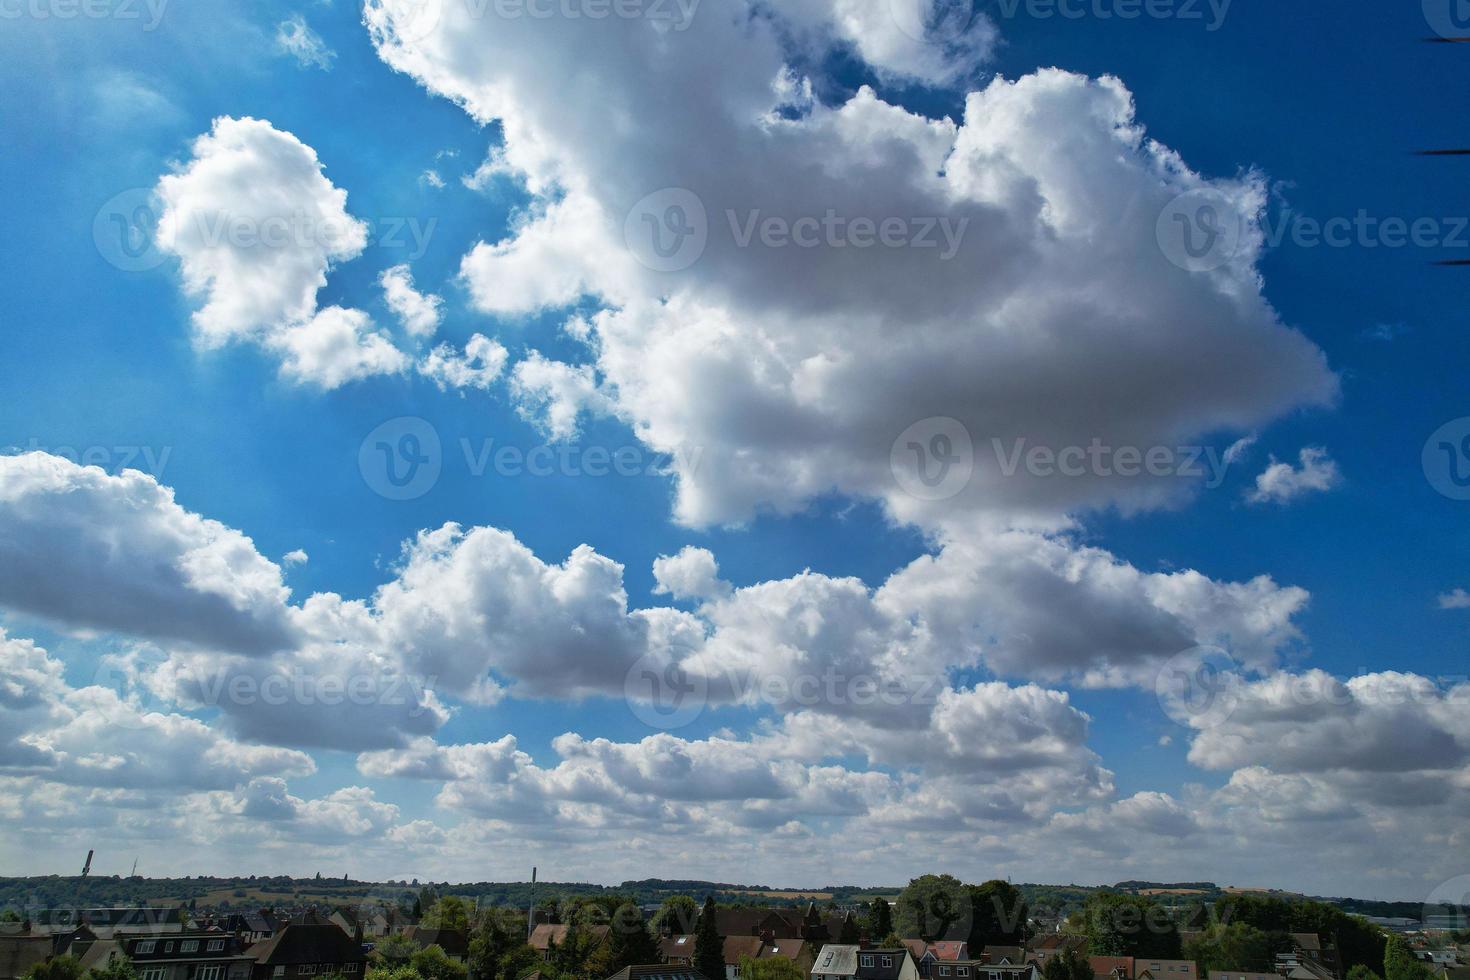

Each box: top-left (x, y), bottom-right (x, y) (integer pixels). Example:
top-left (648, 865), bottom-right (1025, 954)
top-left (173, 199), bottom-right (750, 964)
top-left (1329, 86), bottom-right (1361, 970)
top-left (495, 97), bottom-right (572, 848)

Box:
top-left (0, 875), bottom-right (1433, 922)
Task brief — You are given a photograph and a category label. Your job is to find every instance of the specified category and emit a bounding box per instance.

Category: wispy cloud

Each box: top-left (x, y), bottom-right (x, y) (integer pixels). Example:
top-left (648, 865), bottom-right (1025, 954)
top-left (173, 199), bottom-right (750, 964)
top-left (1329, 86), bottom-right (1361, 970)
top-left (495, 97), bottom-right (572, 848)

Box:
top-left (275, 15), bottom-right (335, 71)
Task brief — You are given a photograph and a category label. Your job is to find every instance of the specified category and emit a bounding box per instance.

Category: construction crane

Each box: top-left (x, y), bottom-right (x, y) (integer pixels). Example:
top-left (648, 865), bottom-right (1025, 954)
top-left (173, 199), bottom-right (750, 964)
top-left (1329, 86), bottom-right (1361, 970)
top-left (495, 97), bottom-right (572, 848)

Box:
top-left (81, 850), bottom-right (94, 878)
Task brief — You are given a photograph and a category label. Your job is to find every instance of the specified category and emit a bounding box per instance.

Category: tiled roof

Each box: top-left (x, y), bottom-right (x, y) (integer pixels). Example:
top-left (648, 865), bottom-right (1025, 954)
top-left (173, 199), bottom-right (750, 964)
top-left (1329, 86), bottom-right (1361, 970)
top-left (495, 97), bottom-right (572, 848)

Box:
top-left (604, 965), bottom-right (711, 980)
top-left (247, 923), bottom-right (366, 966)
top-left (725, 937), bottom-right (767, 965)
top-left (403, 927), bottom-right (469, 958)
top-left (530, 924), bottom-right (611, 952)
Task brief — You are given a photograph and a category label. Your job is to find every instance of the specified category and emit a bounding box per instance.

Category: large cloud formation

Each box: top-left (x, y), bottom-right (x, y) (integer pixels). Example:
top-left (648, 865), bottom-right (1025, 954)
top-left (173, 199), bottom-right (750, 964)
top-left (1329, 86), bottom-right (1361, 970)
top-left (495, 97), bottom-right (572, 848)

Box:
top-left (366, 0), bottom-right (1336, 532)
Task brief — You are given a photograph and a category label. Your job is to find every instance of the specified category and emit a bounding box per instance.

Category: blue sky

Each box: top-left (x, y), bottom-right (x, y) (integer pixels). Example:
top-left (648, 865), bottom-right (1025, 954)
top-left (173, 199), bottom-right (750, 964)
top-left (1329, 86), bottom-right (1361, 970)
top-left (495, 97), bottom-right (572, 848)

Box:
top-left (0, 0), bottom-right (1467, 900)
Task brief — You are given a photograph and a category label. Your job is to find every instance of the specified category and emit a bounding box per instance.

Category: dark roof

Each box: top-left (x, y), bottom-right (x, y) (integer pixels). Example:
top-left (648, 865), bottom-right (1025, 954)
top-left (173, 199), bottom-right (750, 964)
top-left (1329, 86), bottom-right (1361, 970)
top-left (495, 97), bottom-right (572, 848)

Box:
top-left (247, 924), bottom-right (366, 966)
top-left (855, 949), bottom-right (916, 980)
top-left (604, 967), bottom-right (709, 980)
top-left (31, 910), bottom-right (186, 932)
top-left (124, 934), bottom-right (248, 961)
top-left (0, 936), bottom-right (51, 980)
top-left (724, 937), bottom-right (766, 965)
top-left (230, 913), bottom-right (275, 934)
top-left (402, 928), bottom-right (469, 958)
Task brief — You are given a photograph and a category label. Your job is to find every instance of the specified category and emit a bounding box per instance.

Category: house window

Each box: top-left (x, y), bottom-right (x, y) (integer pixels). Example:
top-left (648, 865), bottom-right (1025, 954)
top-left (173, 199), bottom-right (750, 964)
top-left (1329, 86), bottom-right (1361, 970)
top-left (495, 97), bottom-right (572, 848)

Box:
top-left (345, 966), bottom-right (360, 974)
top-left (197, 966), bottom-right (222, 980)
top-left (208, 941), bottom-right (225, 952)
top-left (882, 959), bottom-right (892, 970)
top-left (300, 966), bottom-right (317, 975)
top-left (940, 969), bottom-right (950, 976)
top-left (273, 969), bottom-right (285, 979)
top-left (182, 942), bottom-right (200, 953)
top-left (959, 970), bottom-right (969, 977)
top-left (137, 942), bottom-right (157, 955)
top-left (166, 944), bottom-right (175, 953)
top-left (140, 969), bottom-right (166, 980)
top-left (863, 958), bottom-right (875, 969)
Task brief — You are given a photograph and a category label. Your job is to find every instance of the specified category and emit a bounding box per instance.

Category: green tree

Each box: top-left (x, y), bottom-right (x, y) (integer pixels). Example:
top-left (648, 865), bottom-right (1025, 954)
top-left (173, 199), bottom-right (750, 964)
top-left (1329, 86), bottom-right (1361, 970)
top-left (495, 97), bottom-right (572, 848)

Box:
top-left (87, 957), bottom-right (139, 980)
top-left (894, 875), bottom-right (968, 941)
top-left (693, 897), bottom-right (725, 980)
top-left (425, 898), bottom-right (470, 933)
top-left (1042, 948), bottom-right (1092, 980)
top-left (839, 915), bottom-right (861, 945)
top-left (1347, 966), bottom-right (1383, 980)
top-left (738, 957), bottom-right (806, 980)
top-left (373, 934), bottom-right (422, 970)
top-left (866, 899), bottom-right (893, 941)
top-left (594, 903), bottom-right (660, 975)
top-left (1184, 923), bottom-right (1275, 976)
top-left (410, 945), bottom-right (468, 980)
top-left (24, 958), bottom-right (87, 980)
top-left (1384, 936), bottom-right (1435, 980)
top-left (469, 908), bottom-right (527, 980)
top-left (652, 897), bottom-right (699, 938)
top-left (498, 945), bottom-right (539, 980)
top-left (1082, 894), bottom-right (1180, 959)
top-left (967, 881), bottom-right (1029, 951)
top-left (1213, 895), bottom-right (1384, 977)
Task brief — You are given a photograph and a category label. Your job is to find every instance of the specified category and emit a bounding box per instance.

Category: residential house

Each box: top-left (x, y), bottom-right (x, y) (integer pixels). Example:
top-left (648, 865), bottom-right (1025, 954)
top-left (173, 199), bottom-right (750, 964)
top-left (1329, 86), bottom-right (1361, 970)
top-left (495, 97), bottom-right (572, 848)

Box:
top-left (661, 936), bottom-right (696, 966)
top-left (1089, 956), bottom-right (1134, 980)
top-left (604, 966), bottom-right (710, 980)
top-left (710, 908), bottom-right (854, 947)
top-left (725, 937), bottom-right (767, 979)
top-left (247, 922), bottom-right (367, 980)
top-left (529, 924), bottom-right (611, 964)
top-left (906, 943), bottom-right (971, 977)
top-left (116, 931), bottom-right (258, 980)
top-left (226, 914), bottom-right (279, 947)
top-left (932, 960), bottom-right (1035, 980)
top-left (811, 945), bottom-right (919, 980)
top-left (1134, 961), bottom-right (1197, 980)
top-left (401, 928), bottom-right (469, 964)
top-left (0, 935), bottom-right (51, 980)
top-left (1207, 972), bottom-right (1276, 980)
top-left (761, 941), bottom-right (815, 976)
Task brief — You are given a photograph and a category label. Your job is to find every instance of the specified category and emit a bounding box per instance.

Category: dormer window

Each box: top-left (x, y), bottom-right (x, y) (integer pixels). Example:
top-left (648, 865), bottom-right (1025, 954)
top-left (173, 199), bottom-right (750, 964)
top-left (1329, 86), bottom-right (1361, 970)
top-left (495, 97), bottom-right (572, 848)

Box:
top-left (941, 968), bottom-right (951, 976)
top-left (181, 941), bottom-right (199, 953)
top-left (862, 958), bottom-right (875, 969)
top-left (882, 959), bottom-right (892, 969)
top-left (137, 942), bottom-right (156, 955)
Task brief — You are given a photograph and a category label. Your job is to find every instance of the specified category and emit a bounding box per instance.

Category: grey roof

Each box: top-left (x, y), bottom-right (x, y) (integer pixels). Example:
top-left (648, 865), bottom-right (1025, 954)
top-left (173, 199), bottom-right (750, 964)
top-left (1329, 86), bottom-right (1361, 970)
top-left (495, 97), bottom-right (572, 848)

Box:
top-left (604, 966), bottom-right (710, 980)
top-left (814, 945), bottom-right (862, 976)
